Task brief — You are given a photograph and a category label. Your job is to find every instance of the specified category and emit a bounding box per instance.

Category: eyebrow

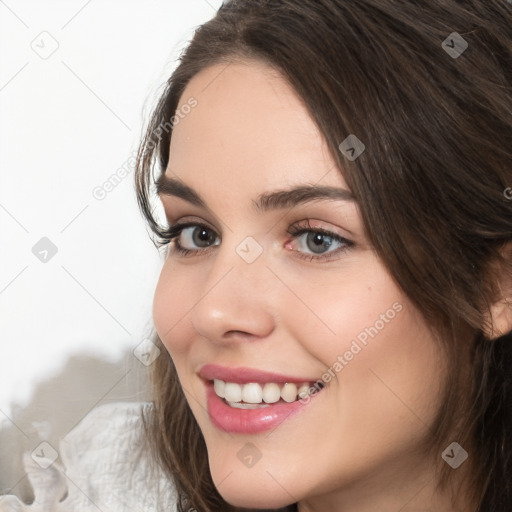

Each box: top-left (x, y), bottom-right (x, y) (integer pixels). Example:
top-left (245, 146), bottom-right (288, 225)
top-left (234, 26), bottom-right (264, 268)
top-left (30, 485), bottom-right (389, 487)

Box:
top-left (155, 173), bottom-right (355, 212)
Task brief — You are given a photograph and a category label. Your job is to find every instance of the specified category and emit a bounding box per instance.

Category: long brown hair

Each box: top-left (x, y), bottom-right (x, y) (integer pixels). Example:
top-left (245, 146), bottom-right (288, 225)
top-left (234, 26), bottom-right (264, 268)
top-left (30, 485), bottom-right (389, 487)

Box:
top-left (135, 1), bottom-right (512, 510)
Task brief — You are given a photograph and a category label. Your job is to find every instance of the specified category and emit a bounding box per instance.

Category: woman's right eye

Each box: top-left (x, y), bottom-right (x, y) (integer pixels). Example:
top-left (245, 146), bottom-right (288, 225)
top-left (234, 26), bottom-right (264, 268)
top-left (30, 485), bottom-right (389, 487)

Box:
top-left (161, 223), bottom-right (220, 257)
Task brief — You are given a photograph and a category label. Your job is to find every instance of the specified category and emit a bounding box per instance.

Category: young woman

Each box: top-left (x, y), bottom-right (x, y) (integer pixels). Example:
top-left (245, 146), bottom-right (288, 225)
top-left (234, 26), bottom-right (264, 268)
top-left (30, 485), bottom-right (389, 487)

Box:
top-left (135, 1), bottom-right (512, 511)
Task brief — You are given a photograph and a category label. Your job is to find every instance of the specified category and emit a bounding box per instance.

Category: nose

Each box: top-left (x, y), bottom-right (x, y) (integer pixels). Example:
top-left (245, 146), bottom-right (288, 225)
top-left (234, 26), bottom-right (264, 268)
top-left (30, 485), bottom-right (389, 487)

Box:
top-left (189, 240), bottom-right (276, 344)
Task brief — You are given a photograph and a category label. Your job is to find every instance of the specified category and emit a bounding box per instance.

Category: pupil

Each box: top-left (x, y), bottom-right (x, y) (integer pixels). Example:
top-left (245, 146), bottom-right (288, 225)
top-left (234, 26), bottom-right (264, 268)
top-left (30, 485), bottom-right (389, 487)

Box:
top-left (194, 228), bottom-right (214, 247)
top-left (307, 232), bottom-right (332, 254)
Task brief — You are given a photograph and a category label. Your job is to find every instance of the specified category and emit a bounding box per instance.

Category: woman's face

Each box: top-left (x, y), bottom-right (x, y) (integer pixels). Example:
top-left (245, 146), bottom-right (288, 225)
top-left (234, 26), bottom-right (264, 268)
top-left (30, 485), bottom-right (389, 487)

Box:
top-left (153, 60), bottom-right (450, 510)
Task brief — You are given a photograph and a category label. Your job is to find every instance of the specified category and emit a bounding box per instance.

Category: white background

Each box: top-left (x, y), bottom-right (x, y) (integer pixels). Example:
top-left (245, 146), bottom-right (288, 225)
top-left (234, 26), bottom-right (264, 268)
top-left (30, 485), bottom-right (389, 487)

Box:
top-left (0, 0), bottom-right (222, 421)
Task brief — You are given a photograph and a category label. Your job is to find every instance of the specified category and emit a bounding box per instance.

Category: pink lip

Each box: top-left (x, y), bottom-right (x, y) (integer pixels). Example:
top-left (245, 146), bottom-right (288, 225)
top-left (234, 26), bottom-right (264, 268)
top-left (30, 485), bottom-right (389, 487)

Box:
top-left (199, 364), bottom-right (323, 434)
top-left (199, 364), bottom-right (317, 384)
top-left (205, 383), bottom-right (312, 434)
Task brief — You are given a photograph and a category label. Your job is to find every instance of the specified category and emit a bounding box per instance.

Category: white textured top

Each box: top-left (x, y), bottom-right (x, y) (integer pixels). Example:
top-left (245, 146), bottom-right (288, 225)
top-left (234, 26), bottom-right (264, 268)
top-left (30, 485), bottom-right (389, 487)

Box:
top-left (0, 402), bottom-right (177, 512)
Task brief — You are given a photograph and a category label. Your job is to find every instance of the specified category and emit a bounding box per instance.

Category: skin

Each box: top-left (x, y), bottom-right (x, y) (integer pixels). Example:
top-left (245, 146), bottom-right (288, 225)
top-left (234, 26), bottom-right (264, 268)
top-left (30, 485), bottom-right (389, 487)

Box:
top-left (152, 59), bottom-right (475, 511)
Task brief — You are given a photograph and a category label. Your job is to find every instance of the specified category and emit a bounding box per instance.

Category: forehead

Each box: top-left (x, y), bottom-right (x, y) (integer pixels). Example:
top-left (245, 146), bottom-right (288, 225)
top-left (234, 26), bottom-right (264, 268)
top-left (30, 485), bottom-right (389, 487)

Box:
top-left (167, 59), bottom-right (349, 195)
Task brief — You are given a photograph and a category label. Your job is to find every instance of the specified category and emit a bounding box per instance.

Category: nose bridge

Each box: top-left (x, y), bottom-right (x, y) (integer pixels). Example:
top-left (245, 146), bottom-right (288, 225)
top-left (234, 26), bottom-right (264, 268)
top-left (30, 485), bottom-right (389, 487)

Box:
top-left (189, 234), bottom-right (275, 342)
top-left (213, 232), bottom-right (272, 295)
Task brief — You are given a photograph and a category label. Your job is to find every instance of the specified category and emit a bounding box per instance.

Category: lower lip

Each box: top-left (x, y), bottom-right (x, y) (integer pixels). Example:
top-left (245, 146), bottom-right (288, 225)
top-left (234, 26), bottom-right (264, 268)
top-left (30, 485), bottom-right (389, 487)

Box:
top-left (205, 382), bottom-right (314, 434)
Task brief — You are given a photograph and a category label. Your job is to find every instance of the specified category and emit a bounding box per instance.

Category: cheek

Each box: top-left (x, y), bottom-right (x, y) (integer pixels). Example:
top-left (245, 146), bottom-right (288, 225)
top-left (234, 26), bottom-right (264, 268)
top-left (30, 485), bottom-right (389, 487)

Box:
top-left (152, 262), bottom-right (196, 354)
top-left (278, 260), bottom-right (445, 427)
top-left (277, 255), bottom-right (401, 366)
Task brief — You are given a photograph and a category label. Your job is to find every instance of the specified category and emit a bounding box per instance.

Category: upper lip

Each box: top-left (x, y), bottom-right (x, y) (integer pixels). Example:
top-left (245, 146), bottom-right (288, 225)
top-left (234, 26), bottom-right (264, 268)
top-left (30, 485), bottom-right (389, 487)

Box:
top-left (199, 364), bottom-right (317, 384)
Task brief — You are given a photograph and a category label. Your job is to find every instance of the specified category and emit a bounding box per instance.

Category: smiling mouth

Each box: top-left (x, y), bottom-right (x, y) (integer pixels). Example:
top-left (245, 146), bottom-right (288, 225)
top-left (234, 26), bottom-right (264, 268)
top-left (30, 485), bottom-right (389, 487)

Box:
top-left (213, 379), bottom-right (325, 409)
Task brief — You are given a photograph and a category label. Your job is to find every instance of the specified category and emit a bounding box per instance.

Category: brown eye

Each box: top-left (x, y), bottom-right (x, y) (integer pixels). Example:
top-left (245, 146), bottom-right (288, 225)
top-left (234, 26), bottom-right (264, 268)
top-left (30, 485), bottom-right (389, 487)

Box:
top-left (179, 225), bottom-right (219, 249)
top-left (190, 227), bottom-right (217, 247)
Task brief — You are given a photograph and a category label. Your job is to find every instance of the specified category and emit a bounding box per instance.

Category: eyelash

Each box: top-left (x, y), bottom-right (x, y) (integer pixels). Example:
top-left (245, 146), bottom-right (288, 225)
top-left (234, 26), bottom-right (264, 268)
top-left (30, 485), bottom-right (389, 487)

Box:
top-left (159, 220), bottom-right (354, 262)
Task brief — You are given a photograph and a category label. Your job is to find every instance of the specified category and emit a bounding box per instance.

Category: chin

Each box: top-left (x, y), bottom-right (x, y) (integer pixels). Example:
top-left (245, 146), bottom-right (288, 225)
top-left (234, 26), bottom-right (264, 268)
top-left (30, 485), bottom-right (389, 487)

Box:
top-left (208, 457), bottom-right (298, 510)
top-left (218, 486), bottom-right (293, 510)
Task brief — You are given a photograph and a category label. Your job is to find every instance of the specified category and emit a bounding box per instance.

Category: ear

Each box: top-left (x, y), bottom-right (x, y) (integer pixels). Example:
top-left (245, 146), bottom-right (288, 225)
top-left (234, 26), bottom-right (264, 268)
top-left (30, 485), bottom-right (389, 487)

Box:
top-left (483, 242), bottom-right (512, 340)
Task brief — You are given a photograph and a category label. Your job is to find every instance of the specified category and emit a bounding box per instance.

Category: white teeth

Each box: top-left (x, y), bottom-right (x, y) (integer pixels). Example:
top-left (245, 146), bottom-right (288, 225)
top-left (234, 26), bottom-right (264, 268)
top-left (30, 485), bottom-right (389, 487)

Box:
top-left (281, 383), bottom-right (298, 403)
top-left (213, 379), bottom-right (319, 405)
top-left (262, 383), bottom-right (281, 403)
top-left (223, 382), bottom-right (242, 403)
top-left (297, 383), bottom-right (310, 400)
top-left (241, 383), bottom-right (263, 404)
top-left (213, 379), bottom-right (225, 399)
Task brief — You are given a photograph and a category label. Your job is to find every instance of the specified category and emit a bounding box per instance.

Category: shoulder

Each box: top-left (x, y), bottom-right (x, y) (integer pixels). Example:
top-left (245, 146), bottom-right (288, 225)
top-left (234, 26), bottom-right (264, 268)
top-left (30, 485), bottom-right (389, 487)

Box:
top-left (1, 402), bottom-right (177, 512)
top-left (60, 400), bottom-right (151, 457)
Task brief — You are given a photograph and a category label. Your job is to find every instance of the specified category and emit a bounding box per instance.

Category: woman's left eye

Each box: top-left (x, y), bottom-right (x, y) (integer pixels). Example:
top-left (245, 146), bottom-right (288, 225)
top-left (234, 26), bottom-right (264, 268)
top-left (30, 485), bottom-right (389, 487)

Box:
top-left (161, 221), bottom-right (353, 262)
top-left (285, 224), bottom-right (353, 262)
